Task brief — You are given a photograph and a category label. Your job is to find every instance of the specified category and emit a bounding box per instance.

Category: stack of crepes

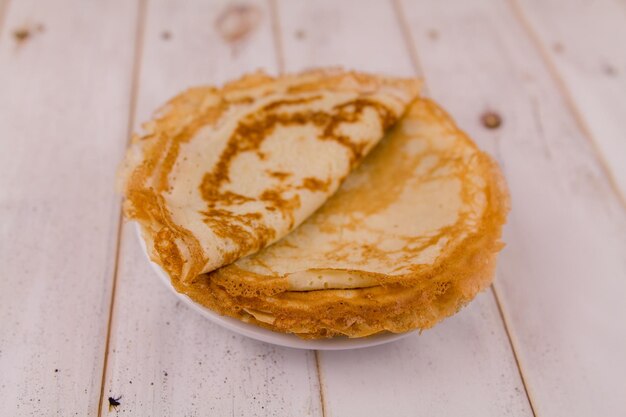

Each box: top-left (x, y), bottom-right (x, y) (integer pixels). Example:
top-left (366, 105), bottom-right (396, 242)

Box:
top-left (119, 69), bottom-right (509, 339)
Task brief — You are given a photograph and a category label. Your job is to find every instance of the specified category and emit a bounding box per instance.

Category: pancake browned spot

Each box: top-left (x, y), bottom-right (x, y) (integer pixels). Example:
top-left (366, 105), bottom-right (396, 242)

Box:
top-left (119, 69), bottom-right (421, 283)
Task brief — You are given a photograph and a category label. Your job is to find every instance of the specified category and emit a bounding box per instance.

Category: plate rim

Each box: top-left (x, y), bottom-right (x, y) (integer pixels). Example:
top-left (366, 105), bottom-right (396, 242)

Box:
top-left (134, 222), bottom-right (415, 350)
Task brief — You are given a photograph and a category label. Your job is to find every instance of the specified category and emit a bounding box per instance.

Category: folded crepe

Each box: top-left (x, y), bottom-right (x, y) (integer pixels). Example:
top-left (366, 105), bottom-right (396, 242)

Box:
top-left (119, 69), bottom-right (421, 283)
top-left (176, 98), bottom-right (510, 338)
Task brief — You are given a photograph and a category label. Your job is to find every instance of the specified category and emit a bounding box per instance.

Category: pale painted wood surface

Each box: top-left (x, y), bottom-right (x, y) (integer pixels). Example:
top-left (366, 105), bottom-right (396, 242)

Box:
top-left (0, 0), bottom-right (138, 415)
top-left (399, 1), bottom-right (626, 416)
top-left (514, 0), bottom-right (626, 198)
top-left (0, 0), bottom-right (624, 416)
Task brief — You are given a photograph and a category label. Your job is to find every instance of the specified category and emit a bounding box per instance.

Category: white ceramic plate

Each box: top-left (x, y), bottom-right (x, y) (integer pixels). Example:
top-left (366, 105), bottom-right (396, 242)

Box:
top-left (135, 223), bottom-right (415, 350)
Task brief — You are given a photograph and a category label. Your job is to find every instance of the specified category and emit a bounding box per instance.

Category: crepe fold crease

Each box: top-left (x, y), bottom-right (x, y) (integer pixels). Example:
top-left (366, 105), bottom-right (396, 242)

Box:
top-left (174, 97), bottom-right (510, 338)
top-left (119, 69), bottom-right (421, 283)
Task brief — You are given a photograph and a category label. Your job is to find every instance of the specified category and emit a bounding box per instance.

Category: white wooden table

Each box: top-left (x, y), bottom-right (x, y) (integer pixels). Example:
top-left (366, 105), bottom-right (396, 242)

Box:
top-left (1, 0), bottom-right (624, 415)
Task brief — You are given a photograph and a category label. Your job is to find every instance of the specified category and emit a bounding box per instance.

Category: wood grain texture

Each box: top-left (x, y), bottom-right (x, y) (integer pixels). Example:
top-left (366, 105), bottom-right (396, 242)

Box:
top-left (513, 0), bottom-right (626, 199)
top-left (275, 1), bottom-right (533, 416)
top-left (318, 293), bottom-right (531, 417)
top-left (131, 0), bottom-right (276, 127)
top-left (104, 226), bottom-right (322, 416)
top-left (0, 0), bottom-right (139, 415)
top-left (277, 0), bottom-right (414, 76)
top-left (101, 1), bottom-right (323, 415)
top-left (399, 1), bottom-right (626, 416)
top-left (2, 1), bottom-right (625, 415)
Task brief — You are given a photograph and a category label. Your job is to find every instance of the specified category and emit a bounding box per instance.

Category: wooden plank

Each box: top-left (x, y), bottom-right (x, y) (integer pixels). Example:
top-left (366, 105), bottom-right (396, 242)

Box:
top-left (399, 1), bottom-right (626, 416)
top-left (275, 1), bottom-right (533, 415)
top-left (0, 0), bottom-right (139, 416)
top-left (101, 1), bottom-right (323, 415)
top-left (277, 0), bottom-right (414, 77)
top-left (131, 0), bottom-right (276, 127)
top-left (512, 0), bottom-right (626, 198)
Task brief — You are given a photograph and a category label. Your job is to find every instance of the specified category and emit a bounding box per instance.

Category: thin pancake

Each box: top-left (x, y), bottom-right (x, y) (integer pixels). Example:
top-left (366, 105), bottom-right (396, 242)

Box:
top-left (178, 98), bottom-right (509, 338)
top-left (213, 97), bottom-right (507, 294)
top-left (119, 69), bottom-right (421, 283)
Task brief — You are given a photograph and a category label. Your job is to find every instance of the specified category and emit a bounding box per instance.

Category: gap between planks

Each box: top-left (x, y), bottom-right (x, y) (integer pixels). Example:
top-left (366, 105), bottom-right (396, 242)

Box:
top-left (491, 286), bottom-right (538, 417)
top-left (314, 351), bottom-right (328, 417)
top-left (507, 0), bottom-right (626, 209)
top-left (391, 0), bottom-right (538, 413)
top-left (391, 0), bottom-right (426, 86)
top-left (96, 0), bottom-right (148, 415)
